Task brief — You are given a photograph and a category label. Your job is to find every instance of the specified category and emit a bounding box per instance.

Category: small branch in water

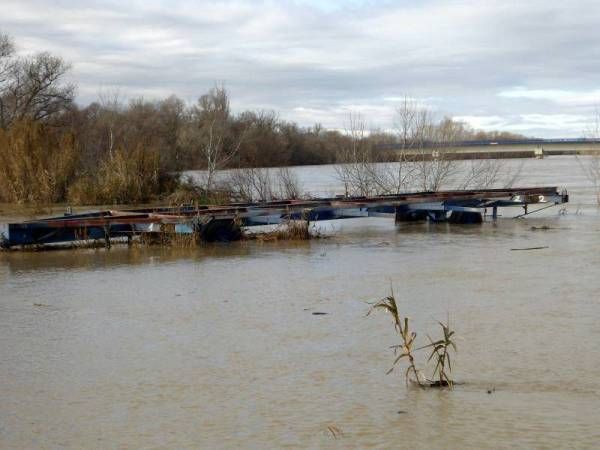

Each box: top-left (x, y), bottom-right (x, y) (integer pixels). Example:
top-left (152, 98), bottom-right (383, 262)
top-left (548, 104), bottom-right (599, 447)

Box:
top-left (510, 246), bottom-right (549, 251)
top-left (326, 425), bottom-right (343, 439)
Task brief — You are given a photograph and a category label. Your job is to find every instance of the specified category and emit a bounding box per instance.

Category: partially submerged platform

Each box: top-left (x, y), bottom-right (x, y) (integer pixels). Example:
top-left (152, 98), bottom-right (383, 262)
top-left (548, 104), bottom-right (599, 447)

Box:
top-left (0, 187), bottom-right (568, 249)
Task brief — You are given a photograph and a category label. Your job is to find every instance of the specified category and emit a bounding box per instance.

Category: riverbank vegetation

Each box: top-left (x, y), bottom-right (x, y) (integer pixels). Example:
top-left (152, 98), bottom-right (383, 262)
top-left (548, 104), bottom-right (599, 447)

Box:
top-left (1, 32), bottom-right (525, 206)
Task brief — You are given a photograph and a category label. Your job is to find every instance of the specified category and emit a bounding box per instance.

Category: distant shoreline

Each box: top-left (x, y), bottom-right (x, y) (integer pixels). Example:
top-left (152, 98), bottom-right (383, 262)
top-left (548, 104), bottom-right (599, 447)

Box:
top-left (398, 148), bottom-right (595, 160)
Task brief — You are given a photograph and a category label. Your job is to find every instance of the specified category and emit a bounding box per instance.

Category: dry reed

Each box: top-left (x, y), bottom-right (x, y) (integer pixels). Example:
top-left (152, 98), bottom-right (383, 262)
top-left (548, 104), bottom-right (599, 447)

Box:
top-left (0, 120), bottom-right (78, 204)
top-left (245, 219), bottom-right (313, 241)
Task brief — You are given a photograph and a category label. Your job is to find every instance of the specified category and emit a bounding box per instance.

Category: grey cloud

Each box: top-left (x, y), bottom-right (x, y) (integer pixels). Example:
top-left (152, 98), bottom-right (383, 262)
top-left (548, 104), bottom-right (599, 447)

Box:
top-left (1, 0), bottom-right (600, 136)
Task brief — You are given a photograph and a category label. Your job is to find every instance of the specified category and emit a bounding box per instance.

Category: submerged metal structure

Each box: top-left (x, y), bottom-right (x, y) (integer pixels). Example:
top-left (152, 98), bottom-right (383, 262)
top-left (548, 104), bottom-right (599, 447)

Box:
top-left (0, 187), bottom-right (568, 249)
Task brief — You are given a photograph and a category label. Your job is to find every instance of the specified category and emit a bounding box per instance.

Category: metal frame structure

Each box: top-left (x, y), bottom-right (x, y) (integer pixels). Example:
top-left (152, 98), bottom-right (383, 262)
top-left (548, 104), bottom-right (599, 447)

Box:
top-left (0, 186), bottom-right (568, 249)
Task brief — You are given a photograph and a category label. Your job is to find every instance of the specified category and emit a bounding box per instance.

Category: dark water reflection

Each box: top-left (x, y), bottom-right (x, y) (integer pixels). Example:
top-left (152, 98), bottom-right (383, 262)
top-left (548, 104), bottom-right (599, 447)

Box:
top-left (1, 156), bottom-right (599, 448)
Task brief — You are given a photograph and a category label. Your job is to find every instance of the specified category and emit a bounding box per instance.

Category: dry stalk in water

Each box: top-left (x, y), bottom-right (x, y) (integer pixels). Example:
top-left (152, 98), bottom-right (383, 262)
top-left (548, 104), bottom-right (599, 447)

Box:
top-left (368, 288), bottom-right (424, 387)
top-left (419, 318), bottom-right (457, 387)
top-left (370, 288), bottom-right (457, 389)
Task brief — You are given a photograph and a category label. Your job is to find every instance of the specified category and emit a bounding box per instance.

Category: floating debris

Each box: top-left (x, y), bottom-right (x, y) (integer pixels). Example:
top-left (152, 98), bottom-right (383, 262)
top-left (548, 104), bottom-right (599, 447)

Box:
top-left (510, 246), bottom-right (549, 251)
top-left (530, 225), bottom-right (552, 231)
top-left (326, 425), bottom-right (343, 439)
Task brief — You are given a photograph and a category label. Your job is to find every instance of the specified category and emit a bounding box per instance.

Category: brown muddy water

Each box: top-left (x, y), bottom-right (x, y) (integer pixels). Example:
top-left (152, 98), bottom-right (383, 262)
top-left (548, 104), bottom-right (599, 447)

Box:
top-left (1, 156), bottom-right (599, 449)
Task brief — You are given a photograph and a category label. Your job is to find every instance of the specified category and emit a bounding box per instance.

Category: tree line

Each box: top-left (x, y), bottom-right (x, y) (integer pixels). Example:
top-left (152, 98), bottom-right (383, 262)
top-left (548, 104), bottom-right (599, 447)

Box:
top-left (0, 32), bottom-right (525, 205)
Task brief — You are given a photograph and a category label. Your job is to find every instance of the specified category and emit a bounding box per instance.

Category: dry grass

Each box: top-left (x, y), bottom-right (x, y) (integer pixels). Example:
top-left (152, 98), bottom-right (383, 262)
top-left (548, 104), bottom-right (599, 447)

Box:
top-left (165, 176), bottom-right (232, 206)
top-left (245, 219), bottom-right (313, 241)
top-left (68, 145), bottom-right (166, 205)
top-left (0, 121), bottom-right (78, 204)
top-left (0, 120), bottom-right (181, 206)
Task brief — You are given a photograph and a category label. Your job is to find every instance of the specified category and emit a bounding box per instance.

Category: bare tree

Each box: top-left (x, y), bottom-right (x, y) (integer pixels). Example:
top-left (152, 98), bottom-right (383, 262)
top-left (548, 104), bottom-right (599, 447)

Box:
top-left (180, 85), bottom-right (245, 192)
top-left (0, 33), bottom-right (16, 127)
top-left (394, 97), bottom-right (431, 150)
top-left (392, 98), bottom-right (457, 192)
top-left (416, 114), bottom-right (460, 191)
top-left (335, 106), bottom-right (420, 197)
top-left (577, 108), bottom-right (600, 205)
top-left (394, 99), bottom-right (509, 192)
top-left (276, 167), bottom-right (302, 199)
top-left (394, 98), bottom-right (433, 191)
top-left (457, 158), bottom-right (505, 189)
top-left (335, 100), bottom-right (520, 196)
top-left (334, 113), bottom-right (379, 196)
top-left (226, 166), bottom-right (302, 202)
top-left (227, 167), bottom-right (272, 202)
top-left (0, 37), bottom-right (75, 129)
top-left (502, 159), bottom-right (525, 188)
top-left (0, 33), bottom-right (14, 85)
top-left (97, 87), bottom-right (124, 157)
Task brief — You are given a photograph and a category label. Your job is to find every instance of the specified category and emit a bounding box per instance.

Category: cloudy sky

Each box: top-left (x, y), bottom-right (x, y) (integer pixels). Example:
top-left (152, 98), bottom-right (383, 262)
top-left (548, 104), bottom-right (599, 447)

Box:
top-left (2, 0), bottom-right (600, 137)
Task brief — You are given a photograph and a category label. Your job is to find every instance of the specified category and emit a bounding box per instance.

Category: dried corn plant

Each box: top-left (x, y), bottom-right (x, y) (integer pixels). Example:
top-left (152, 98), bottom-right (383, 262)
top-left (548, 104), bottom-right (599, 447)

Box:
top-left (369, 288), bottom-right (457, 389)
top-left (419, 318), bottom-right (457, 387)
top-left (368, 289), bottom-right (425, 387)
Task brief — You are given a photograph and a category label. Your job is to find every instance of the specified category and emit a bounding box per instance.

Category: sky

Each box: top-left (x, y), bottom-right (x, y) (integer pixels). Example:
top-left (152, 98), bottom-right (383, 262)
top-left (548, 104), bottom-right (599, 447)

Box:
top-left (2, 0), bottom-right (600, 137)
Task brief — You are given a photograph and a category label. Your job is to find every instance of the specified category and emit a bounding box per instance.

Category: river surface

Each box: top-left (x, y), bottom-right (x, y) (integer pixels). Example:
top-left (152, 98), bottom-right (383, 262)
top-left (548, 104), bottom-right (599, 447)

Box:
top-left (1, 156), bottom-right (599, 449)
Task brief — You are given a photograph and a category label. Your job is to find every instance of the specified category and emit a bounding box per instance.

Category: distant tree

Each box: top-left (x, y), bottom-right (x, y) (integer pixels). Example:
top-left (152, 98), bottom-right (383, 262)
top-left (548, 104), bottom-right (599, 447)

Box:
top-left (180, 85), bottom-right (245, 192)
top-left (282, 122), bottom-right (337, 166)
top-left (157, 95), bottom-right (186, 171)
top-left (237, 110), bottom-right (288, 167)
top-left (0, 33), bottom-right (14, 85)
top-left (0, 33), bottom-right (75, 129)
top-left (0, 33), bottom-right (16, 126)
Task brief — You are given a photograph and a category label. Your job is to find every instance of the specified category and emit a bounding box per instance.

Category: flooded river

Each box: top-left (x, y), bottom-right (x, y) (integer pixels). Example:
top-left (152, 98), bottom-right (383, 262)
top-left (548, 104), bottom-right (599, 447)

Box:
top-left (1, 156), bottom-right (599, 449)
